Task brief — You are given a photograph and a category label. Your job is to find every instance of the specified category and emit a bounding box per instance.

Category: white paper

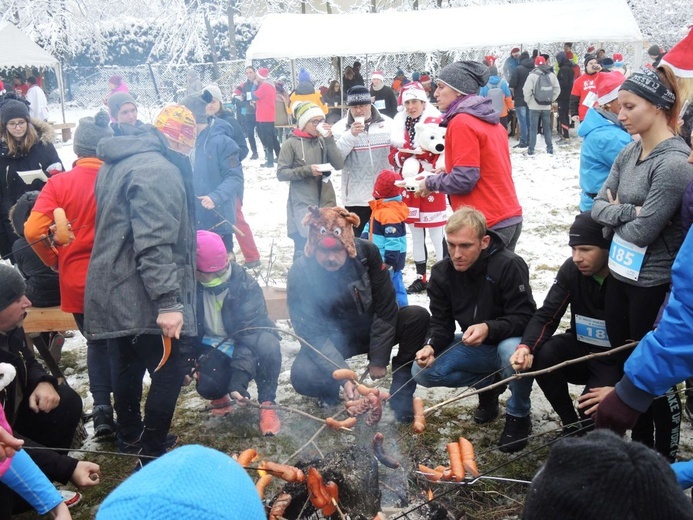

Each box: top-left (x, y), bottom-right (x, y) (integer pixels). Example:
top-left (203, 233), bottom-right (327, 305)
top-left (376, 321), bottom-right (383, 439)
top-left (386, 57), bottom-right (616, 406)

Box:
top-left (18, 169), bottom-right (47, 185)
top-left (314, 163), bottom-right (333, 172)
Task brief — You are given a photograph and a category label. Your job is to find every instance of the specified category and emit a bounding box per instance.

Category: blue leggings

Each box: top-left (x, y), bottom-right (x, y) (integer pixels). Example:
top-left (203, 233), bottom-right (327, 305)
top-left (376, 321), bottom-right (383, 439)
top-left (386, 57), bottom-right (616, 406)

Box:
top-left (1, 450), bottom-right (63, 515)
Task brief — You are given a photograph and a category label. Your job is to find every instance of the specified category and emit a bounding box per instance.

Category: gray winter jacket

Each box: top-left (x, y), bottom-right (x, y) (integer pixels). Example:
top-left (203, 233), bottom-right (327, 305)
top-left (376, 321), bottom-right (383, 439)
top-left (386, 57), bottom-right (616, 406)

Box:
top-left (84, 124), bottom-right (197, 339)
top-left (276, 131), bottom-right (344, 238)
top-left (522, 65), bottom-right (560, 110)
top-left (592, 136), bottom-right (693, 287)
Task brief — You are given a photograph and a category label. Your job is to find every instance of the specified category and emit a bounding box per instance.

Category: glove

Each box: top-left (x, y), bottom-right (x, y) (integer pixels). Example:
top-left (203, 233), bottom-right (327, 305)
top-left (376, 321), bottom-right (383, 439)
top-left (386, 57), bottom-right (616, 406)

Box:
top-left (594, 389), bottom-right (641, 436)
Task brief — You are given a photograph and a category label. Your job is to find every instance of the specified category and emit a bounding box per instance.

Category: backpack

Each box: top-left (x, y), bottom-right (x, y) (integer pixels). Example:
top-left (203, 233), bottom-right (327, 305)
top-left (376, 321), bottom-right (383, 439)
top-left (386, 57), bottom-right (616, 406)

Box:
top-left (486, 83), bottom-right (505, 114)
top-left (533, 70), bottom-right (554, 105)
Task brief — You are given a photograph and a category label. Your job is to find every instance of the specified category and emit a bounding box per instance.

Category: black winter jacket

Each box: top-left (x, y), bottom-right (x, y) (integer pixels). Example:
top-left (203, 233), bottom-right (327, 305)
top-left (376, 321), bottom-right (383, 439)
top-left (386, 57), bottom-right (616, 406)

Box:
top-left (520, 258), bottom-right (609, 352)
top-left (287, 239), bottom-right (398, 371)
top-left (426, 231), bottom-right (536, 354)
top-left (556, 61), bottom-right (575, 102)
top-left (508, 58), bottom-right (536, 108)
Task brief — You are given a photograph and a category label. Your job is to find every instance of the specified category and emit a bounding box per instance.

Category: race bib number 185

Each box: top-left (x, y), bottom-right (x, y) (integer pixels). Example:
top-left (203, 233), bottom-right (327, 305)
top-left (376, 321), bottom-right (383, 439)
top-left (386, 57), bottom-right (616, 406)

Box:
top-left (608, 233), bottom-right (647, 281)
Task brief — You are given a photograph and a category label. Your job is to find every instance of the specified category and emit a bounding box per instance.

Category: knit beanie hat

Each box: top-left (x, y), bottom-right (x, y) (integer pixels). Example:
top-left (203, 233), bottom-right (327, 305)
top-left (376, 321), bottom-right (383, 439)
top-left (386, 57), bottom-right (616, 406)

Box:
top-left (660, 27), bottom-right (693, 78)
top-left (256, 67), bottom-right (270, 80)
top-left (107, 92), bottom-right (137, 120)
top-left (373, 170), bottom-right (403, 199)
top-left (0, 264), bottom-right (26, 312)
top-left (600, 57), bottom-right (615, 70)
top-left (412, 72), bottom-right (421, 81)
top-left (568, 211), bottom-right (611, 249)
top-left (180, 94), bottom-right (208, 124)
top-left (196, 230), bottom-right (229, 273)
top-left (437, 61), bottom-right (490, 95)
top-left (10, 190), bottom-right (39, 238)
top-left (346, 85), bottom-right (372, 106)
top-left (534, 56), bottom-right (546, 67)
top-left (154, 105), bottom-right (196, 148)
top-left (203, 84), bottom-right (224, 104)
top-left (303, 206), bottom-right (360, 258)
top-left (399, 82), bottom-right (428, 106)
top-left (96, 445), bottom-right (266, 520)
top-left (522, 430), bottom-right (693, 520)
top-left (0, 99), bottom-right (30, 124)
top-left (74, 111), bottom-right (113, 158)
top-left (584, 54), bottom-right (598, 70)
top-left (298, 68), bottom-right (311, 82)
top-left (647, 44), bottom-right (662, 57)
top-left (293, 101), bottom-right (324, 131)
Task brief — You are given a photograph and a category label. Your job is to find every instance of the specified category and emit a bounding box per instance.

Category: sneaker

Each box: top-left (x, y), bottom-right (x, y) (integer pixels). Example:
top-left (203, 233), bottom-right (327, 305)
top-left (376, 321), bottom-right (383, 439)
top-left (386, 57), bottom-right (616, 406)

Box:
top-left (59, 489), bottom-right (81, 508)
top-left (259, 402), bottom-right (281, 436)
top-left (250, 153), bottom-right (259, 160)
top-left (92, 405), bottom-right (116, 439)
top-left (527, 150), bottom-right (535, 156)
top-left (498, 414), bottom-right (532, 453)
top-left (260, 162), bottom-right (275, 168)
top-left (210, 395), bottom-right (234, 417)
top-left (513, 143), bottom-right (528, 149)
top-left (547, 149), bottom-right (554, 155)
top-left (244, 259), bottom-right (262, 269)
top-left (406, 278), bottom-right (427, 294)
top-left (473, 384), bottom-right (507, 424)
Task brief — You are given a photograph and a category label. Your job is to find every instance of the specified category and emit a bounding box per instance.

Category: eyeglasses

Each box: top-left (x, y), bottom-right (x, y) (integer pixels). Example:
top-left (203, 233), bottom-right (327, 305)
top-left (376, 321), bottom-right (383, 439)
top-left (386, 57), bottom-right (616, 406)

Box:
top-left (6, 120), bottom-right (27, 129)
top-left (309, 118), bottom-right (325, 126)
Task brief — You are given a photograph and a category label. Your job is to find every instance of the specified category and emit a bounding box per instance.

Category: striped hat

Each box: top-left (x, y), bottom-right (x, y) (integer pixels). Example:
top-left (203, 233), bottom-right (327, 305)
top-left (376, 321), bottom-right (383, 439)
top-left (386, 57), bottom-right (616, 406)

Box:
top-left (293, 101), bottom-right (324, 131)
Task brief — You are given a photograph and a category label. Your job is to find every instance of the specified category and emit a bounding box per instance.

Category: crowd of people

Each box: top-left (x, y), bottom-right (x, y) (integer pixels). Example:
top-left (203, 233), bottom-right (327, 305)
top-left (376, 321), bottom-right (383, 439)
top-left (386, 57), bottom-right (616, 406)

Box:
top-left (1, 29), bottom-right (693, 518)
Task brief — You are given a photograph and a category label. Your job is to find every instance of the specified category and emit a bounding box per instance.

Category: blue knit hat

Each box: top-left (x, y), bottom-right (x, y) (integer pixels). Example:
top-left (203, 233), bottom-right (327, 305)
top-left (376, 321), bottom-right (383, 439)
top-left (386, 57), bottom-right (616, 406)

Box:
top-left (96, 445), bottom-right (265, 519)
top-left (298, 68), bottom-right (311, 82)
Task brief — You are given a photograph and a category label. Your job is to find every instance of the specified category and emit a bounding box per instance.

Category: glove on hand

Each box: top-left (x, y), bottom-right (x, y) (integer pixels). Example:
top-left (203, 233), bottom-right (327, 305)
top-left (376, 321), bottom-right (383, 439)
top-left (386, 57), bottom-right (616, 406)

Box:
top-left (594, 389), bottom-right (641, 436)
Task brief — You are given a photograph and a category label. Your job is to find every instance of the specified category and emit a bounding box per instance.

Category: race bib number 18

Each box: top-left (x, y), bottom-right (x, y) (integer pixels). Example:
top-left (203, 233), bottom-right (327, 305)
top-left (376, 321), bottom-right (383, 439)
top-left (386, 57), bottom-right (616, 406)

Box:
top-left (575, 315), bottom-right (611, 348)
top-left (608, 233), bottom-right (647, 281)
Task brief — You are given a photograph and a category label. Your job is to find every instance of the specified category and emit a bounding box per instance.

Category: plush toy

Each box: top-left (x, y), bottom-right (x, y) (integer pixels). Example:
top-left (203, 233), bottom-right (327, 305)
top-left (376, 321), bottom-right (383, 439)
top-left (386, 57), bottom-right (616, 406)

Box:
top-left (0, 363), bottom-right (17, 392)
top-left (398, 116), bottom-right (446, 190)
top-left (302, 206), bottom-right (360, 258)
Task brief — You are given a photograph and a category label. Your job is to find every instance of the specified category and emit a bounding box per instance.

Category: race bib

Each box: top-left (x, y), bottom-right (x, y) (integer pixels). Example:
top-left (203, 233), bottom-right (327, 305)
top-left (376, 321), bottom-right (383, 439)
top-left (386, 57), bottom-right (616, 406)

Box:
top-left (246, 92), bottom-right (253, 101)
top-left (575, 315), bottom-right (610, 348)
top-left (374, 99), bottom-right (386, 110)
top-left (408, 207), bottom-right (420, 219)
top-left (608, 234), bottom-right (647, 281)
top-left (582, 91), bottom-right (598, 108)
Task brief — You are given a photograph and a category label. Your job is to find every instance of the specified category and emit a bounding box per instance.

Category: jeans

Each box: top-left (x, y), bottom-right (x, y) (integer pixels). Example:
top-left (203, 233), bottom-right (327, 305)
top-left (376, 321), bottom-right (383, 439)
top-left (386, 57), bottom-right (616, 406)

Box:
top-left (74, 313), bottom-right (112, 407)
top-left (411, 335), bottom-right (532, 417)
top-left (515, 106), bottom-right (530, 146)
top-left (529, 109), bottom-right (553, 153)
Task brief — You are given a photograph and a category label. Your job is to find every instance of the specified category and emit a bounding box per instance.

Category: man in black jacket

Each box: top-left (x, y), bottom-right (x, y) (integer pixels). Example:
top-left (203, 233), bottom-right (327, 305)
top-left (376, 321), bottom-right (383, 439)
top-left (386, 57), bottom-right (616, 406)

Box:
top-left (0, 265), bottom-right (100, 515)
top-left (287, 206), bottom-right (430, 422)
top-left (412, 207), bottom-right (536, 452)
top-left (510, 212), bottom-right (621, 437)
top-left (508, 51), bottom-right (535, 148)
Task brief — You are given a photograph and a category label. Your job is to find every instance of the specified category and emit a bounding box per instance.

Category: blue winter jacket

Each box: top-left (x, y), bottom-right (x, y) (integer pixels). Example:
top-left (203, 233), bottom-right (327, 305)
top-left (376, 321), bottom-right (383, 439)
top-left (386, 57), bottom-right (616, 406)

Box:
top-left (191, 117), bottom-right (244, 236)
top-left (577, 107), bottom-right (631, 211)
top-left (614, 229), bottom-right (693, 487)
top-left (479, 76), bottom-right (512, 100)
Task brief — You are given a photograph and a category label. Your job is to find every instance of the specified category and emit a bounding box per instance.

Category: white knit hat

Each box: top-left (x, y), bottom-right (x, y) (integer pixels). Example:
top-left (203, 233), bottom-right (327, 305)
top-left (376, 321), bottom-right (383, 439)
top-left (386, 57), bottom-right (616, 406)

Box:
top-left (293, 101), bottom-right (324, 131)
top-left (204, 84), bottom-right (224, 104)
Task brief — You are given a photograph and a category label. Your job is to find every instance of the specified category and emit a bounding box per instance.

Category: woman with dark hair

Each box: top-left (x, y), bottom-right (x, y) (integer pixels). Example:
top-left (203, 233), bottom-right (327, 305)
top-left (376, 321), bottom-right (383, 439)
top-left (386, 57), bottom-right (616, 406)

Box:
top-left (0, 99), bottom-right (62, 257)
top-left (322, 80), bottom-right (342, 124)
top-left (592, 66), bottom-right (693, 461)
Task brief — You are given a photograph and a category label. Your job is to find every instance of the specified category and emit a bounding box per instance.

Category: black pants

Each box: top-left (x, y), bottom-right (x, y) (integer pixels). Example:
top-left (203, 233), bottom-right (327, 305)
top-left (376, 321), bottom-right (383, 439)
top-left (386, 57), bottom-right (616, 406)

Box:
top-left (557, 98), bottom-right (570, 138)
top-left (290, 305), bottom-right (430, 415)
top-left (238, 112), bottom-right (258, 155)
top-left (243, 331), bottom-right (282, 404)
top-left (109, 334), bottom-right (183, 457)
top-left (256, 121), bottom-right (280, 159)
top-left (346, 205), bottom-right (372, 238)
top-left (533, 333), bottom-right (624, 426)
top-left (604, 277), bottom-right (679, 459)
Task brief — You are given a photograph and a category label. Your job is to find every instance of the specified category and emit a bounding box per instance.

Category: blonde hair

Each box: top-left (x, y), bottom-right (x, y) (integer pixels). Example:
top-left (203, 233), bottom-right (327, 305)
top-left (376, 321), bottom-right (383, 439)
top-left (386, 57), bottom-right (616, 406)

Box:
top-left (445, 207), bottom-right (487, 239)
top-left (655, 65), bottom-right (682, 132)
top-left (676, 77), bottom-right (693, 105)
top-left (3, 121), bottom-right (38, 157)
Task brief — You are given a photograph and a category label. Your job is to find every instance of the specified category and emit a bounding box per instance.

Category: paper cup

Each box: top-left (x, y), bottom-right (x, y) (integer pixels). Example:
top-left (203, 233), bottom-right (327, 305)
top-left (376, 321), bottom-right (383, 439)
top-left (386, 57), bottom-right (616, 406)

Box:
top-left (316, 122), bottom-right (330, 137)
top-left (354, 116), bottom-right (365, 125)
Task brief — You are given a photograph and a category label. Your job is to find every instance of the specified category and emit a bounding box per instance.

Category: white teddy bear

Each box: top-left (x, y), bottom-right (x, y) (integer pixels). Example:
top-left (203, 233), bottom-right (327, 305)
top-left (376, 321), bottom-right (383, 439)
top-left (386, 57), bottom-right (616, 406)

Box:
top-left (397, 117), bottom-right (446, 190)
top-left (0, 362), bottom-right (17, 391)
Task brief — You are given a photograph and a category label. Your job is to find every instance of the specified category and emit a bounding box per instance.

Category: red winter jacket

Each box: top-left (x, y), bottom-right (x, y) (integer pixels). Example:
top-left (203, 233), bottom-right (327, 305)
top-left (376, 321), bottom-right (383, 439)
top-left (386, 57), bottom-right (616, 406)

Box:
top-left (253, 81), bottom-right (276, 123)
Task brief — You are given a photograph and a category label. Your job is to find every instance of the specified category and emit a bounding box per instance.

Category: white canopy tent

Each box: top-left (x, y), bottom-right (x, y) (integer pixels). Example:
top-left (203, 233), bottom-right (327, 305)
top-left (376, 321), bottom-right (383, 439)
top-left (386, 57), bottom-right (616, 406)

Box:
top-left (247, 0), bottom-right (644, 60)
top-left (0, 21), bottom-right (67, 123)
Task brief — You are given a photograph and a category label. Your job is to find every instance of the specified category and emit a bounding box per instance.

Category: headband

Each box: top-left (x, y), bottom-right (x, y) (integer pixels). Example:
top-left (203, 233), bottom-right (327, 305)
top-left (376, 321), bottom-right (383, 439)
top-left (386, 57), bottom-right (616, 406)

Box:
top-left (620, 69), bottom-right (675, 111)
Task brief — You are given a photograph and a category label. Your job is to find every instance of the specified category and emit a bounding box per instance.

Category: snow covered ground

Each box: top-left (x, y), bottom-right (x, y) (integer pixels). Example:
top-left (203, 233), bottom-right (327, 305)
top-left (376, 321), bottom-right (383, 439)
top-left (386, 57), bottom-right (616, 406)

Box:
top-left (46, 104), bottom-right (692, 508)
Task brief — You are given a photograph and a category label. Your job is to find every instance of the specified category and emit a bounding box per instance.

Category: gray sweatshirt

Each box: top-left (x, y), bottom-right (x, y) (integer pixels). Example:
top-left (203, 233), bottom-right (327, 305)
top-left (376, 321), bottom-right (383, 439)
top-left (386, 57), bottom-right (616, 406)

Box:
top-left (592, 136), bottom-right (693, 287)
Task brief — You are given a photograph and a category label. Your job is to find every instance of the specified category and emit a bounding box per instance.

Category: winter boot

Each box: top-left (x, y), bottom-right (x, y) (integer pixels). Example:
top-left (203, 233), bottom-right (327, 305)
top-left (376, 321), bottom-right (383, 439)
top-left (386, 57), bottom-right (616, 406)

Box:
top-left (407, 262), bottom-right (428, 294)
top-left (498, 414), bottom-right (532, 453)
top-left (473, 382), bottom-right (506, 424)
top-left (92, 404), bottom-right (116, 438)
top-left (261, 148), bottom-right (274, 168)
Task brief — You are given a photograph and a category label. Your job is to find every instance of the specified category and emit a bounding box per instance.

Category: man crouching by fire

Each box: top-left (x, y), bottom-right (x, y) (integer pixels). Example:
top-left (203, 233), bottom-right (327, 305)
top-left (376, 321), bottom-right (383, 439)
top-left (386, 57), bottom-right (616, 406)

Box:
top-left (287, 206), bottom-right (430, 422)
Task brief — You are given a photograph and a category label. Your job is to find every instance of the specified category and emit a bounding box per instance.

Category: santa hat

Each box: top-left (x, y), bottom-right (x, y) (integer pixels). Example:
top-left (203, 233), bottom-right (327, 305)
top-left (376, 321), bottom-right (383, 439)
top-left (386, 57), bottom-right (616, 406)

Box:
top-left (660, 27), bottom-right (693, 78)
top-left (371, 71), bottom-right (384, 82)
top-left (511, 47), bottom-right (520, 54)
top-left (535, 56), bottom-right (546, 66)
top-left (372, 170), bottom-right (404, 199)
top-left (596, 71), bottom-right (626, 106)
top-left (612, 53), bottom-right (624, 64)
top-left (256, 67), bottom-right (270, 80)
top-left (398, 81), bottom-right (428, 108)
top-left (484, 55), bottom-right (497, 66)
top-left (587, 46), bottom-right (596, 53)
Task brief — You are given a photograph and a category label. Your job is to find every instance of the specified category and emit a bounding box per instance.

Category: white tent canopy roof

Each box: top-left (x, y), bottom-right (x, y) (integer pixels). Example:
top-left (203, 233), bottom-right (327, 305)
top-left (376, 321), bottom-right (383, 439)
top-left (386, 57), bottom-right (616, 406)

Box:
top-left (0, 21), bottom-right (59, 70)
top-left (247, 0), bottom-right (643, 60)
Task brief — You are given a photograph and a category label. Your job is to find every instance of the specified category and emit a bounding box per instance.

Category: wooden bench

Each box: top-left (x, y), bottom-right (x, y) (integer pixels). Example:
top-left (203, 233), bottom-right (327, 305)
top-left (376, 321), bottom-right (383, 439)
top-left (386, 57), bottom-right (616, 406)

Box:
top-left (51, 122), bottom-right (76, 142)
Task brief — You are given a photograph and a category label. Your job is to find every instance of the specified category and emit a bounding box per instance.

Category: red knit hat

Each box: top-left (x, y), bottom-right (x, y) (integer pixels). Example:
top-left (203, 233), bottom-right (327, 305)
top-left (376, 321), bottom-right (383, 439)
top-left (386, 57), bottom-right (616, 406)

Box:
top-left (373, 170), bottom-right (404, 199)
top-left (660, 27), bottom-right (693, 78)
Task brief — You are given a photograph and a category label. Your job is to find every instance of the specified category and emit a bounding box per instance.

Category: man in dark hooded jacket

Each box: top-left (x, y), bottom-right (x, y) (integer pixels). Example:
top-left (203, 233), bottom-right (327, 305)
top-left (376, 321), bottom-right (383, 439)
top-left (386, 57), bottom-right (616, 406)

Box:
top-left (508, 51), bottom-right (535, 148)
top-left (555, 51), bottom-right (575, 143)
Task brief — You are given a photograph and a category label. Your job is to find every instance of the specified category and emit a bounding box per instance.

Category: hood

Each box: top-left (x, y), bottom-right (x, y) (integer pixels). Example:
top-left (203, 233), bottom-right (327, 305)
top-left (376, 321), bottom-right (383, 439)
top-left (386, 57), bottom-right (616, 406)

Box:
top-left (443, 95), bottom-right (500, 126)
top-left (97, 124), bottom-right (169, 164)
top-left (578, 107), bottom-right (628, 138)
top-left (642, 134), bottom-right (693, 162)
top-left (295, 80), bottom-right (317, 95)
top-left (534, 65), bottom-right (553, 74)
top-left (520, 57), bottom-right (535, 69)
top-left (200, 117), bottom-right (234, 142)
top-left (487, 75), bottom-right (502, 87)
top-left (31, 118), bottom-right (56, 145)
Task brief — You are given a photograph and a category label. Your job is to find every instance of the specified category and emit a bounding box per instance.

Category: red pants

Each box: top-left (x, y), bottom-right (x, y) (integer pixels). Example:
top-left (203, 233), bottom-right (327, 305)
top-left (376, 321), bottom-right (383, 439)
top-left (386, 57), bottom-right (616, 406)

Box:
top-left (235, 197), bottom-right (260, 263)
